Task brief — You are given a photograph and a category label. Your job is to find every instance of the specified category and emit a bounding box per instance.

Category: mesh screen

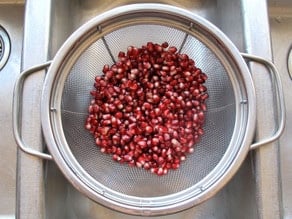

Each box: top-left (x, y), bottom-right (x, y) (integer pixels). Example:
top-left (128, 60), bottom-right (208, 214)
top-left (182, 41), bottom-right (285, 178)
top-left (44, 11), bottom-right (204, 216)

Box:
top-left (61, 24), bottom-right (235, 197)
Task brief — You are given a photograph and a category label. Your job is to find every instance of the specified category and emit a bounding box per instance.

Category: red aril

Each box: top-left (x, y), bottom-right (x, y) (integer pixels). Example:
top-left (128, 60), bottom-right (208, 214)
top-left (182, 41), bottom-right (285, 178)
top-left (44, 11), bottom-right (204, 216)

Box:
top-left (85, 42), bottom-right (208, 176)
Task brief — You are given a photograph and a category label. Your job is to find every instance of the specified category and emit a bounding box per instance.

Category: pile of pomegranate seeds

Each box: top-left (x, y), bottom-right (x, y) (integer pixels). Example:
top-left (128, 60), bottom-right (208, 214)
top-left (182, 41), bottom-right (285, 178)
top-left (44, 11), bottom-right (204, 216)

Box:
top-left (85, 42), bottom-right (208, 176)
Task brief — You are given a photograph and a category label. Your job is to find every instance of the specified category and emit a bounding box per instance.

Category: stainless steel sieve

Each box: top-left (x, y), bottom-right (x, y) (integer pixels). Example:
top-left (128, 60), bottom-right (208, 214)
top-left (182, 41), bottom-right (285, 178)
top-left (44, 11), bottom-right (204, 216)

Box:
top-left (13, 3), bottom-right (285, 216)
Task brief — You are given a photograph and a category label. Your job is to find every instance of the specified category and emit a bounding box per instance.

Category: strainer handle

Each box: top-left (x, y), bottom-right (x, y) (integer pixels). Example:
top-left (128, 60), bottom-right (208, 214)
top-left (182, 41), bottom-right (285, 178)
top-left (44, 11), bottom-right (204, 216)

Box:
top-left (241, 53), bottom-right (286, 150)
top-left (13, 62), bottom-right (53, 160)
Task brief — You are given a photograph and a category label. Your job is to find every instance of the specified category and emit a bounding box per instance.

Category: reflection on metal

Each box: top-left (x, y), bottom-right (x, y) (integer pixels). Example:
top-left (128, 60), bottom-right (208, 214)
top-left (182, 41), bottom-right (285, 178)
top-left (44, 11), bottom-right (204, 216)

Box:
top-left (0, 26), bottom-right (11, 70)
top-left (0, 26), bottom-right (10, 70)
top-left (288, 46), bottom-right (292, 79)
top-left (0, 37), bottom-right (2, 57)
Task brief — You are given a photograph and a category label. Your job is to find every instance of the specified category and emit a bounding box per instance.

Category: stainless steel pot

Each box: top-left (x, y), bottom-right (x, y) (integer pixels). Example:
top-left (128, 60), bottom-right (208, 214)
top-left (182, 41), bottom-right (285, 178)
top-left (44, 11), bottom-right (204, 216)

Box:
top-left (12, 3), bottom-right (285, 216)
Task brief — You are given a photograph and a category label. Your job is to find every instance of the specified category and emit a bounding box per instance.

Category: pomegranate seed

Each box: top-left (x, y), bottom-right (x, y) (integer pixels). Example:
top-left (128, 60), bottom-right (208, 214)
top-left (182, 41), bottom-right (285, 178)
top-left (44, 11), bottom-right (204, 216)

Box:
top-left (112, 134), bottom-right (120, 144)
top-left (154, 44), bottom-right (163, 52)
top-left (142, 102), bottom-right (152, 110)
top-left (198, 128), bottom-right (204, 136)
top-left (158, 156), bottom-right (165, 165)
top-left (121, 134), bottom-right (131, 143)
top-left (105, 70), bottom-right (114, 79)
top-left (157, 167), bottom-right (164, 176)
top-left (137, 140), bottom-right (147, 148)
top-left (193, 113), bottom-right (199, 123)
top-left (180, 155), bottom-right (186, 161)
top-left (152, 94), bottom-right (160, 103)
top-left (85, 123), bottom-right (91, 130)
top-left (124, 154), bottom-right (133, 162)
top-left (198, 111), bottom-right (205, 121)
top-left (102, 114), bottom-right (111, 120)
top-left (136, 162), bottom-right (143, 168)
top-left (188, 147), bottom-right (194, 153)
top-left (118, 51), bottom-right (125, 58)
top-left (112, 154), bottom-right (121, 161)
top-left (153, 64), bottom-right (160, 69)
top-left (145, 125), bottom-right (153, 134)
top-left (163, 133), bottom-right (170, 141)
top-left (168, 46), bottom-right (177, 53)
top-left (146, 42), bottom-right (154, 51)
top-left (102, 64), bottom-right (110, 73)
top-left (162, 66), bottom-right (169, 71)
top-left (151, 168), bottom-right (157, 174)
top-left (143, 162), bottom-right (150, 170)
top-left (201, 103), bottom-right (207, 112)
top-left (161, 42), bottom-right (169, 48)
top-left (152, 146), bottom-right (159, 152)
top-left (86, 42), bottom-right (208, 175)
top-left (201, 93), bottom-right (209, 100)
top-left (95, 138), bottom-right (101, 145)
top-left (98, 127), bottom-right (110, 135)
top-left (172, 163), bottom-right (180, 169)
top-left (151, 137), bottom-right (160, 146)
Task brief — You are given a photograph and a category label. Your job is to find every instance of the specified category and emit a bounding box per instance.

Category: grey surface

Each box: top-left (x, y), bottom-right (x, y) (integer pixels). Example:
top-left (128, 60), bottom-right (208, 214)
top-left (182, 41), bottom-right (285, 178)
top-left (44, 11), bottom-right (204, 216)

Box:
top-left (0, 3), bottom-right (23, 218)
top-left (242, 0), bottom-right (282, 218)
top-left (45, 154), bottom-right (258, 219)
top-left (41, 3), bottom-right (259, 215)
top-left (45, 0), bottom-right (257, 218)
top-left (16, 0), bottom-right (51, 219)
top-left (269, 1), bottom-right (292, 218)
top-left (11, 0), bottom-right (286, 218)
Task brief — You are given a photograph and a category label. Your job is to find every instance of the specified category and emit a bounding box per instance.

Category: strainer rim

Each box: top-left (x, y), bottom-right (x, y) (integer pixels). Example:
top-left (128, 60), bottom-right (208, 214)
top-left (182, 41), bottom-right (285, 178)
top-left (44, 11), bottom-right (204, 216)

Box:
top-left (41, 3), bottom-right (256, 216)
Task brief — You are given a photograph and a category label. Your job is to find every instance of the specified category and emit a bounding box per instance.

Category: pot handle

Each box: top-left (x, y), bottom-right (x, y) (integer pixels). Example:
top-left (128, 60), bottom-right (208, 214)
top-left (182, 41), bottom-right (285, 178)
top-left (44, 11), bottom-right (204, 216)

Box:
top-left (13, 62), bottom-right (53, 160)
top-left (241, 53), bottom-right (286, 150)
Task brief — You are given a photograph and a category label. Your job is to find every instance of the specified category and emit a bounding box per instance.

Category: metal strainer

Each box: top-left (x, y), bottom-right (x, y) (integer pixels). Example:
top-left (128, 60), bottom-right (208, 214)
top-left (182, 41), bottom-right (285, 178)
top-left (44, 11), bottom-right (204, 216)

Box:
top-left (13, 3), bottom-right (285, 216)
